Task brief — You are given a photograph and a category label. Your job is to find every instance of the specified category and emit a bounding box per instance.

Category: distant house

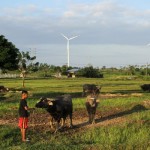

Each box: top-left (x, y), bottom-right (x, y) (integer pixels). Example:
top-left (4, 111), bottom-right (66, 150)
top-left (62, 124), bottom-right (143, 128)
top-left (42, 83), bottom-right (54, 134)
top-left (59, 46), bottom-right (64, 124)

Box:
top-left (67, 68), bottom-right (80, 78)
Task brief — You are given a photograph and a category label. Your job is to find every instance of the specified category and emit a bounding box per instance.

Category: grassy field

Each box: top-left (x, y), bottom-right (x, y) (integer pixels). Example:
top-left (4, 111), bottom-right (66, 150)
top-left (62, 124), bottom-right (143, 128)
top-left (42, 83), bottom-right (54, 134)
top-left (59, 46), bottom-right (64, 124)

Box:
top-left (0, 77), bottom-right (150, 150)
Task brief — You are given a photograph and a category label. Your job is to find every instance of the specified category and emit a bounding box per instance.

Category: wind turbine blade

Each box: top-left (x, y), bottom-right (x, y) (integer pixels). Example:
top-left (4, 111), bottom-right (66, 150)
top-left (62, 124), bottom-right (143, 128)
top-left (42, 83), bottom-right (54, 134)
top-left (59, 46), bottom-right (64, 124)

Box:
top-left (147, 43), bottom-right (150, 46)
top-left (61, 33), bottom-right (69, 40)
top-left (69, 36), bottom-right (78, 40)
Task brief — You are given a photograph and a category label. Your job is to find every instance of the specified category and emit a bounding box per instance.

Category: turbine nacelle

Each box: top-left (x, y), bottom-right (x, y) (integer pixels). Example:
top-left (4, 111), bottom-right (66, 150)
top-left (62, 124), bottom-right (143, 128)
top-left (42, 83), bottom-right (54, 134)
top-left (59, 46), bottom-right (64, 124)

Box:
top-left (61, 33), bottom-right (78, 41)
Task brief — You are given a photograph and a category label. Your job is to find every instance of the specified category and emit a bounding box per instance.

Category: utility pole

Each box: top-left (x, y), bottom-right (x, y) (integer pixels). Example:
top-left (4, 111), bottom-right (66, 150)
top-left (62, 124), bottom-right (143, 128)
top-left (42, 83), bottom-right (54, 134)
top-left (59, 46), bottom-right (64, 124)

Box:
top-left (146, 62), bottom-right (148, 77)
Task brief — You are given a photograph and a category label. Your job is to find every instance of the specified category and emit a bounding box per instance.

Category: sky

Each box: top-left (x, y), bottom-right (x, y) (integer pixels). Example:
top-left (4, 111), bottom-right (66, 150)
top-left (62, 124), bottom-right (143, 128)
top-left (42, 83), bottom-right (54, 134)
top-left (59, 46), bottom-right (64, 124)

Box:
top-left (0, 0), bottom-right (150, 68)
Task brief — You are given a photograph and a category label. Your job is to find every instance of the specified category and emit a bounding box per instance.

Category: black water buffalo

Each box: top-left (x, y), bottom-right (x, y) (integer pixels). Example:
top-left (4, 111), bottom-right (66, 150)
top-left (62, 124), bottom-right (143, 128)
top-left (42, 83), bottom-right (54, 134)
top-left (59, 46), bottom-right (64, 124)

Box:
top-left (0, 86), bottom-right (9, 92)
top-left (141, 84), bottom-right (150, 92)
top-left (35, 94), bottom-right (73, 132)
top-left (82, 84), bottom-right (101, 97)
top-left (85, 95), bottom-right (99, 124)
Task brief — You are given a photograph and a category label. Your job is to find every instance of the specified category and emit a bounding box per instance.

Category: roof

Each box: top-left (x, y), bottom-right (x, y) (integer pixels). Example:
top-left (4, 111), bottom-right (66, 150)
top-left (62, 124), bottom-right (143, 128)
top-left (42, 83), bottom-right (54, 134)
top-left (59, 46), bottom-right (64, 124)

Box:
top-left (67, 68), bottom-right (80, 73)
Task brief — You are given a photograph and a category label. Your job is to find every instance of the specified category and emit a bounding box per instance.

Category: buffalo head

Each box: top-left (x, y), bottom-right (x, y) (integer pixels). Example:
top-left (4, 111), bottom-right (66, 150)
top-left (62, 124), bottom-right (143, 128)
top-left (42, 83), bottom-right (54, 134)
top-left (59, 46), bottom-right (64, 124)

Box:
top-left (35, 97), bottom-right (53, 108)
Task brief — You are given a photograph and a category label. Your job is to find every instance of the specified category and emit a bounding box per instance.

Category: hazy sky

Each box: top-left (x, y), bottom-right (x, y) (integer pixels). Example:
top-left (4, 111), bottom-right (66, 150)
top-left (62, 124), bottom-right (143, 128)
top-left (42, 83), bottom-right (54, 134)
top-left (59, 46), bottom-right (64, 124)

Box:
top-left (1, 0), bottom-right (150, 67)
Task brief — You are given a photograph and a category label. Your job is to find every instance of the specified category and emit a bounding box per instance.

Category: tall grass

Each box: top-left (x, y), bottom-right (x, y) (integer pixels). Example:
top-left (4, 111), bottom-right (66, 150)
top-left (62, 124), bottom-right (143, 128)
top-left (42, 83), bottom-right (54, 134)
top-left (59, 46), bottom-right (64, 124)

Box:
top-left (73, 124), bottom-right (149, 149)
top-left (0, 123), bottom-right (149, 150)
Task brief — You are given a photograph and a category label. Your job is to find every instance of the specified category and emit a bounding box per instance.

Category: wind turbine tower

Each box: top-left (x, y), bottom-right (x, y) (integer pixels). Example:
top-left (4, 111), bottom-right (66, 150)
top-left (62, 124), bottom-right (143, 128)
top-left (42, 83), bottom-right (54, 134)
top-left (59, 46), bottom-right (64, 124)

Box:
top-left (61, 33), bottom-right (78, 67)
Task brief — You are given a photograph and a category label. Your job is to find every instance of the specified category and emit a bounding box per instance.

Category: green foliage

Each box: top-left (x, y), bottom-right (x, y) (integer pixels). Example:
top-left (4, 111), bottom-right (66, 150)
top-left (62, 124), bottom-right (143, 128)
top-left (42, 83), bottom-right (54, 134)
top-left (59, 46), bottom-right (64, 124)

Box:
top-left (74, 123), bottom-right (149, 149)
top-left (0, 35), bottom-right (20, 71)
top-left (0, 125), bottom-right (21, 148)
top-left (18, 51), bottom-right (38, 87)
top-left (101, 65), bottom-right (150, 77)
top-left (18, 51), bottom-right (37, 73)
top-left (77, 65), bottom-right (103, 78)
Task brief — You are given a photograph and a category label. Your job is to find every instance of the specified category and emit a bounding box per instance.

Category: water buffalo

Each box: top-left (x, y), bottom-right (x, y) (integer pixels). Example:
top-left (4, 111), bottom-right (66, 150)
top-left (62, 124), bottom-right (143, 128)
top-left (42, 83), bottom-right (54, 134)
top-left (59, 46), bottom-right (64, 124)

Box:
top-left (35, 94), bottom-right (73, 132)
top-left (85, 95), bottom-right (99, 124)
top-left (82, 84), bottom-right (101, 97)
top-left (141, 84), bottom-right (150, 92)
top-left (0, 86), bottom-right (9, 92)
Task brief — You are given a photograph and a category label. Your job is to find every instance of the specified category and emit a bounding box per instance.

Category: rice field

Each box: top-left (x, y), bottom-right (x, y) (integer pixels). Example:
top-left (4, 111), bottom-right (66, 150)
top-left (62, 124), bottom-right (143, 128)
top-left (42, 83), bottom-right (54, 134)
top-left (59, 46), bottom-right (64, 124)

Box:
top-left (0, 77), bottom-right (150, 150)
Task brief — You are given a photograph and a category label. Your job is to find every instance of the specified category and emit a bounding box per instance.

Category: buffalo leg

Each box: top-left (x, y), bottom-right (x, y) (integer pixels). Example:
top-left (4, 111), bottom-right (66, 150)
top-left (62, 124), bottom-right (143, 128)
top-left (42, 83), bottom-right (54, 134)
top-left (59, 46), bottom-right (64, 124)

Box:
top-left (69, 114), bottom-right (73, 128)
top-left (61, 118), bottom-right (65, 127)
top-left (49, 117), bottom-right (54, 129)
top-left (54, 119), bottom-right (62, 133)
top-left (91, 113), bottom-right (95, 124)
top-left (88, 113), bottom-right (92, 123)
top-left (54, 122), bottom-right (59, 133)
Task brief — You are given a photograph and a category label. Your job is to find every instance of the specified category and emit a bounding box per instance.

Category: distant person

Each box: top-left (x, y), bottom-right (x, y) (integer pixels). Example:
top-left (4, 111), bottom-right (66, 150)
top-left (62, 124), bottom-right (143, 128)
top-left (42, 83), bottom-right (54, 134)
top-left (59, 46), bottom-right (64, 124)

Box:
top-left (18, 90), bottom-right (30, 142)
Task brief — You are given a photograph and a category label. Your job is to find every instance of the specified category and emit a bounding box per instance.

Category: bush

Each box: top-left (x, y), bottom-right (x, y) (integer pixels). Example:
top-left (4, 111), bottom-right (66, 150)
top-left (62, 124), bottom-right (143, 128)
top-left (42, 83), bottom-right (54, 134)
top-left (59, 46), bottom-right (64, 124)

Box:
top-left (77, 66), bottom-right (103, 78)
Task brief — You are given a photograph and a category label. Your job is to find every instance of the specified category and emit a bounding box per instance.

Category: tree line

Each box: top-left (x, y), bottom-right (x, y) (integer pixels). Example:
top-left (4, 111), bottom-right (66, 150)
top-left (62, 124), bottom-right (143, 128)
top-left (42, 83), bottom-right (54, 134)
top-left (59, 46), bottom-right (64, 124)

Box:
top-left (0, 35), bottom-right (150, 80)
top-left (0, 35), bottom-right (103, 79)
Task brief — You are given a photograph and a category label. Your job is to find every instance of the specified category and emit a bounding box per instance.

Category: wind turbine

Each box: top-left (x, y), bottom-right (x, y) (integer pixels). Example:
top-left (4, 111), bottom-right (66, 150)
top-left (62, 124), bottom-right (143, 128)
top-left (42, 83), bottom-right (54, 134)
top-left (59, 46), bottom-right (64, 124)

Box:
top-left (61, 33), bottom-right (78, 67)
top-left (147, 43), bottom-right (150, 46)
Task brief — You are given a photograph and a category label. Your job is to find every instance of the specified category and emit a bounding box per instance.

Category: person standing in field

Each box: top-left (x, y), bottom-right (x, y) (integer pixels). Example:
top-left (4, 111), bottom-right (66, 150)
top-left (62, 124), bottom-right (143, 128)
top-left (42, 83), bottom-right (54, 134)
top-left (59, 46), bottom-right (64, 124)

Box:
top-left (18, 90), bottom-right (30, 142)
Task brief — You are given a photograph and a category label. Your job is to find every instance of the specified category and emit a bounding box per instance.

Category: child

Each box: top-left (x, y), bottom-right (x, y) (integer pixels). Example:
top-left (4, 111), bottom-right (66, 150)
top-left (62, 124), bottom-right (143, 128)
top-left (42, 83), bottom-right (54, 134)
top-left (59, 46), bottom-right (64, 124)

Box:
top-left (18, 90), bottom-right (30, 142)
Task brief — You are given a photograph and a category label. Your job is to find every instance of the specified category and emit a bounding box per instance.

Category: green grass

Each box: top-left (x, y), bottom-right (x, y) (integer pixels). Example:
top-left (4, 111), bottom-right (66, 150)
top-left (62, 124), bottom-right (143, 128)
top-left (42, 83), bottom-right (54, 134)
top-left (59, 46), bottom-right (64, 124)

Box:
top-left (0, 123), bottom-right (149, 150)
top-left (74, 124), bottom-right (149, 149)
top-left (0, 77), bottom-right (150, 149)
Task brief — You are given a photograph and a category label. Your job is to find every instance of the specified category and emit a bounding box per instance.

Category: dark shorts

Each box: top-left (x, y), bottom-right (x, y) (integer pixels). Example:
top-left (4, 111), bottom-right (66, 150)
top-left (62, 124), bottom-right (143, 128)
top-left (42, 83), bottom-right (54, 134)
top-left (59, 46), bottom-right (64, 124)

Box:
top-left (18, 117), bottom-right (28, 129)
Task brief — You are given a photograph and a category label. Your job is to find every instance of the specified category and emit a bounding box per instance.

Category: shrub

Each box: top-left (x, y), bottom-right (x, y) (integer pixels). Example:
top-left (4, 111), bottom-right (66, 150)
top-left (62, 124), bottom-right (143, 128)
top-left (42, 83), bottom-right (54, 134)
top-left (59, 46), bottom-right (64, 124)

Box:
top-left (77, 65), bottom-right (103, 78)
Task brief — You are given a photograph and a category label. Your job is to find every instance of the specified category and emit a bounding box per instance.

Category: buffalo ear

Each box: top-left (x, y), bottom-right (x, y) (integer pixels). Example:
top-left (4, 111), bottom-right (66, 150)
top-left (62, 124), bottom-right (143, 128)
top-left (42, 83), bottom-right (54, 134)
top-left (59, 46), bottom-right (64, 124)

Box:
top-left (48, 101), bottom-right (53, 106)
